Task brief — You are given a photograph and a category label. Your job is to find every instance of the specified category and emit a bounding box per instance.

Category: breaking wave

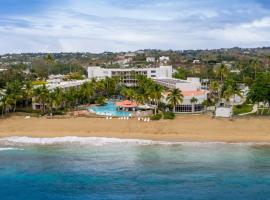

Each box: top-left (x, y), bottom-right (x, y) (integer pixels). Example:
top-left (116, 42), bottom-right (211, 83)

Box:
top-left (0, 136), bottom-right (269, 146)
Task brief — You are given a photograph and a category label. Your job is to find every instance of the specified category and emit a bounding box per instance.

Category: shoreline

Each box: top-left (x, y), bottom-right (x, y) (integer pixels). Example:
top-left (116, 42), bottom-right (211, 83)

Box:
top-left (0, 115), bottom-right (270, 143)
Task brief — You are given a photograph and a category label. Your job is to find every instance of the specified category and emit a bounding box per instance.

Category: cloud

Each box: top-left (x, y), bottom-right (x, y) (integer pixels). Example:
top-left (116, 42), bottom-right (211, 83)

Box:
top-left (0, 0), bottom-right (270, 53)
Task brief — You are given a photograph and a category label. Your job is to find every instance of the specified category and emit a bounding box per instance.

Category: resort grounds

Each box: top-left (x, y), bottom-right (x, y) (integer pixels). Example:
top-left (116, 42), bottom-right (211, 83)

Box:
top-left (1, 115), bottom-right (270, 143)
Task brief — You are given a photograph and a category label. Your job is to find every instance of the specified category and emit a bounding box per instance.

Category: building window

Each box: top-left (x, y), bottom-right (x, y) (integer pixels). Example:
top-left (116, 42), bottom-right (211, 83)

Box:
top-left (195, 104), bottom-right (204, 112)
top-left (151, 70), bottom-right (156, 73)
top-left (175, 105), bottom-right (192, 113)
top-left (151, 75), bottom-right (156, 78)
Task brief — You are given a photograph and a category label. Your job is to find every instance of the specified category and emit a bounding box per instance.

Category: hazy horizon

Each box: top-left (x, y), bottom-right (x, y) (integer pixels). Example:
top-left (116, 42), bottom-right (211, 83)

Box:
top-left (1, 0), bottom-right (270, 54)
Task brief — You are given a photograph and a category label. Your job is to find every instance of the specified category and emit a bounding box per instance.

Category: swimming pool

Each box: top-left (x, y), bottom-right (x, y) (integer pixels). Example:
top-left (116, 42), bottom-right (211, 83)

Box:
top-left (89, 101), bottom-right (131, 117)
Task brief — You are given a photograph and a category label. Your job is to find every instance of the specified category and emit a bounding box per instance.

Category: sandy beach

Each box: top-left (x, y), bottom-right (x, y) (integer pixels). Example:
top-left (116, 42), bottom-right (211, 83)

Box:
top-left (0, 115), bottom-right (270, 143)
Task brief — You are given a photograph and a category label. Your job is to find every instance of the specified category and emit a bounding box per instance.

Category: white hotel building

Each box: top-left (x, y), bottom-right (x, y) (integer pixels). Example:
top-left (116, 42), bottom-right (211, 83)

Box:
top-left (88, 66), bottom-right (173, 86)
top-left (154, 78), bottom-right (208, 113)
top-left (87, 66), bottom-right (208, 113)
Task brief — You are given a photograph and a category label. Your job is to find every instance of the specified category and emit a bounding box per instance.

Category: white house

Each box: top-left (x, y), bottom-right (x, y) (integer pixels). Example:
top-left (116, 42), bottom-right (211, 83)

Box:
top-left (146, 57), bottom-right (156, 63)
top-left (159, 56), bottom-right (170, 63)
top-left (193, 59), bottom-right (200, 64)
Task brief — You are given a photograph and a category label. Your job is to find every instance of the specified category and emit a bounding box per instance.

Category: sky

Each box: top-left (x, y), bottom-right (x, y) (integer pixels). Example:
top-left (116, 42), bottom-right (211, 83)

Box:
top-left (0, 0), bottom-right (270, 53)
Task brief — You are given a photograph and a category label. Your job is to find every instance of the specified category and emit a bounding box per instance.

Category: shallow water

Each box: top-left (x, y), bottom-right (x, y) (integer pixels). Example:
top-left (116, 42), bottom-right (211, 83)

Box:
top-left (1, 137), bottom-right (270, 200)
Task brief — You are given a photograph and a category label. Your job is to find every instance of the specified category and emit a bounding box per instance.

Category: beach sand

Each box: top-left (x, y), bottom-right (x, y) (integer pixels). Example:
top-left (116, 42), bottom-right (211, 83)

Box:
top-left (0, 115), bottom-right (270, 143)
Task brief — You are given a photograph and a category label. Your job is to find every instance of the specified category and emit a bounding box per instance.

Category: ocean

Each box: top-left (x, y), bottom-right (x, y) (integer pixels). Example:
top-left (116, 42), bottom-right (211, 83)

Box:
top-left (0, 137), bottom-right (270, 200)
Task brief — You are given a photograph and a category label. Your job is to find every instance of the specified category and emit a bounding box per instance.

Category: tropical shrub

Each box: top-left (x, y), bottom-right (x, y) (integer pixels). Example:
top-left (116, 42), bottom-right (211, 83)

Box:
top-left (150, 113), bottom-right (162, 120)
top-left (163, 112), bottom-right (175, 120)
top-left (95, 96), bottom-right (106, 105)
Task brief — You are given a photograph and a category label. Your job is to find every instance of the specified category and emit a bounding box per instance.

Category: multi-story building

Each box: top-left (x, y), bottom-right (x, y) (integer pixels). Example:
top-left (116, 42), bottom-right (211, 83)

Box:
top-left (154, 77), bottom-right (209, 113)
top-left (87, 65), bottom-right (208, 113)
top-left (88, 66), bottom-right (173, 86)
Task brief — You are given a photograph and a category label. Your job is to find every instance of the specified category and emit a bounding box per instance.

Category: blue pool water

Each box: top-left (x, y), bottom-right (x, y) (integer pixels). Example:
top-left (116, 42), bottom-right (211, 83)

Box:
top-left (1, 137), bottom-right (270, 200)
top-left (89, 101), bottom-right (131, 117)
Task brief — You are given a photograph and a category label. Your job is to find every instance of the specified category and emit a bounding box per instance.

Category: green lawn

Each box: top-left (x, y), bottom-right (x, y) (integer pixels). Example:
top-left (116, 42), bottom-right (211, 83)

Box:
top-left (233, 104), bottom-right (253, 115)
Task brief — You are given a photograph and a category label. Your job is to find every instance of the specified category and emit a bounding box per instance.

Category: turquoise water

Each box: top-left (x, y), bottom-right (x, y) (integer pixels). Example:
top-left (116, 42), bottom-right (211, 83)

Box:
top-left (89, 101), bottom-right (131, 117)
top-left (1, 137), bottom-right (270, 200)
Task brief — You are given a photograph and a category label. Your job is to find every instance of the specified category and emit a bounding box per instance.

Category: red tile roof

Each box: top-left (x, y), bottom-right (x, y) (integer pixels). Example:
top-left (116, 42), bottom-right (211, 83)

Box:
top-left (116, 100), bottom-right (138, 108)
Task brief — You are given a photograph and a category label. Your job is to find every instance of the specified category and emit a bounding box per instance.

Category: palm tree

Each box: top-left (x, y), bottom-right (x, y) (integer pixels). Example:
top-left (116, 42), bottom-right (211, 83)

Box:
top-left (209, 80), bottom-right (219, 102)
top-left (166, 88), bottom-right (184, 113)
top-left (222, 80), bottom-right (243, 105)
top-left (134, 93), bottom-right (145, 105)
top-left (22, 81), bottom-right (33, 107)
top-left (0, 95), bottom-right (14, 117)
top-left (33, 84), bottom-right (50, 113)
top-left (222, 86), bottom-right (234, 106)
top-left (6, 81), bottom-right (23, 112)
top-left (149, 84), bottom-right (164, 115)
top-left (190, 97), bottom-right (198, 113)
top-left (48, 87), bottom-right (64, 113)
top-left (64, 87), bottom-right (78, 109)
top-left (216, 64), bottom-right (228, 83)
top-left (95, 80), bottom-right (105, 96)
top-left (251, 59), bottom-right (260, 79)
top-left (120, 87), bottom-right (135, 100)
top-left (79, 82), bottom-right (94, 104)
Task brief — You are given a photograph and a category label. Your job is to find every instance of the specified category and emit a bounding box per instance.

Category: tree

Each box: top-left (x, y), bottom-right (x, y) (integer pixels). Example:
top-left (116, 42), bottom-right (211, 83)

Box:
top-left (190, 97), bottom-right (198, 113)
top-left (64, 72), bottom-right (84, 81)
top-left (166, 88), bottom-right (184, 113)
top-left (48, 87), bottom-right (64, 113)
top-left (45, 54), bottom-right (54, 65)
top-left (32, 58), bottom-right (49, 78)
top-left (0, 95), bottom-right (14, 117)
top-left (248, 73), bottom-right (270, 115)
top-left (79, 82), bottom-right (94, 104)
top-left (64, 87), bottom-right (79, 109)
top-left (22, 81), bottom-right (33, 107)
top-left (120, 87), bottom-right (135, 100)
top-left (6, 80), bottom-right (23, 112)
top-left (173, 67), bottom-right (190, 79)
top-left (33, 84), bottom-right (50, 113)
top-left (209, 80), bottom-right (219, 103)
top-left (221, 79), bottom-right (242, 106)
top-left (149, 84), bottom-right (164, 115)
top-left (216, 64), bottom-right (228, 83)
top-left (251, 59), bottom-right (261, 79)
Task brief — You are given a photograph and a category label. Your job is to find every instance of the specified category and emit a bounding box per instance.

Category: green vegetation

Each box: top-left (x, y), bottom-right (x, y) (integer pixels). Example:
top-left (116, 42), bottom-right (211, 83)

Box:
top-left (163, 112), bottom-right (175, 120)
top-left (166, 88), bottom-right (183, 112)
top-left (64, 72), bottom-right (85, 80)
top-left (120, 75), bottom-right (164, 115)
top-left (150, 113), bottom-right (162, 120)
top-left (248, 73), bottom-right (270, 115)
top-left (233, 104), bottom-right (253, 115)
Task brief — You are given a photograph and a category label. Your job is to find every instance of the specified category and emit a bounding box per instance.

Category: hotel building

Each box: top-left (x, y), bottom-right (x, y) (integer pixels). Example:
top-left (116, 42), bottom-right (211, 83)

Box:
top-left (88, 66), bottom-right (208, 113)
top-left (154, 77), bottom-right (208, 113)
top-left (88, 66), bottom-right (173, 86)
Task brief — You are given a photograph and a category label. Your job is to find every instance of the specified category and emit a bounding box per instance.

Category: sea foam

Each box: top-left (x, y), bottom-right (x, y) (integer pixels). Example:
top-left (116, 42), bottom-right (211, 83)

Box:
top-left (0, 147), bottom-right (23, 151)
top-left (0, 136), bottom-right (159, 146)
top-left (0, 136), bottom-right (269, 146)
